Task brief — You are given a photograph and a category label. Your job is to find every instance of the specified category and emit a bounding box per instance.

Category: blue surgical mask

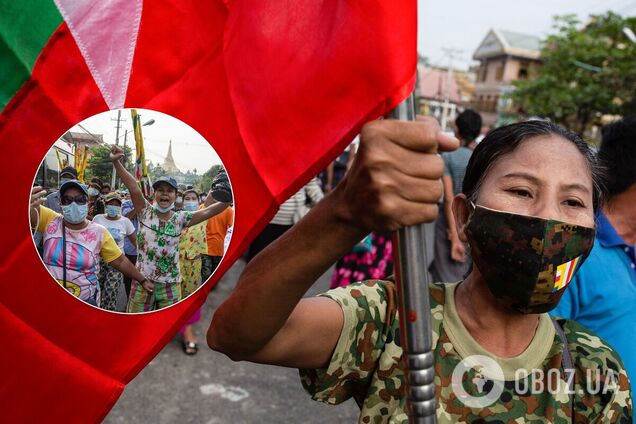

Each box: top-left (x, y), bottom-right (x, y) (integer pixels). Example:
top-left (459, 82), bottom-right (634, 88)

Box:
top-left (184, 201), bottom-right (198, 212)
top-left (106, 205), bottom-right (121, 217)
top-left (88, 187), bottom-right (99, 197)
top-left (62, 202), bottom-right (88, 224)
top-left (153, 202), bottom-right (175, 213)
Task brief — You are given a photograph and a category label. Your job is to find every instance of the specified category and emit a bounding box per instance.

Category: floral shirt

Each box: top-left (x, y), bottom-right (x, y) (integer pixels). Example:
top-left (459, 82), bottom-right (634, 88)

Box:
top-left (136, 204), bottom-right (193, 283)
top-left (178, 221), bottom-right (207, 261)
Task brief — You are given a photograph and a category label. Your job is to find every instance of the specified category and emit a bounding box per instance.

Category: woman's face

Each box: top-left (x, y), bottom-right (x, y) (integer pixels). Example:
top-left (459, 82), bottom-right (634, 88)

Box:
top-left (154, 183), bottom-right (176, 209)
top-left (474, 134), bottom-right (595, 228)
top-left (61, 187), bottom-right (87, 204)
top-left (184, 192), bottom-right (198, 203)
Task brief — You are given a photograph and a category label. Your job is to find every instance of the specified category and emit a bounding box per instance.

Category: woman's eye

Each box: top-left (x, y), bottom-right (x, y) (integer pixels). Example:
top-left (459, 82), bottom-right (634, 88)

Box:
top-left (565, 199), bottom-right (584, 208)
top-left (509, 189), bottom-right (532, 198)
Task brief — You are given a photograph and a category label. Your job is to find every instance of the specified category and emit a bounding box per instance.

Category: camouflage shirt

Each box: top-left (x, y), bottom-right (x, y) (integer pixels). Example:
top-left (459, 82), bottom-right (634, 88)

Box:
top-left (300, 280), bottom-right (632, 423)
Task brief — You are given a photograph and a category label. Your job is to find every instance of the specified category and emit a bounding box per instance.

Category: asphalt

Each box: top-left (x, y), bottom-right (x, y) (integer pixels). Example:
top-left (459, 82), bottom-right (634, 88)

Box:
top-left (106, 222), bottom-right (435, 423)
top-left (105, 260), bottom-right (360, 424)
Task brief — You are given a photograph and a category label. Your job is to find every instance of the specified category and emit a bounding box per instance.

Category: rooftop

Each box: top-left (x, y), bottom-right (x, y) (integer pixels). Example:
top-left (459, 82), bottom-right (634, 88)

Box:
top-left (418, 66), bottom-right (462, 103)
top-left (473, 29), bottom-right (542, 60)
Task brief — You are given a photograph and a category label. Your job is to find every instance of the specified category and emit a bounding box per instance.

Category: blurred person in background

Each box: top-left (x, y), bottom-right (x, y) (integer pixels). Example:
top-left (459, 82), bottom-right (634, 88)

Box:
top-left (178, 189), bottom-right (208, 354)
top-left (246, 177), bottom-right (323, 262)
top-left (121, 189), bottom-right (138, 299)
top-left (93, 192), bottom-right (137, 311)
top-left (429, 109), bottom-right (482, 283)
top-left (552, 116), bottom-right (636, 390)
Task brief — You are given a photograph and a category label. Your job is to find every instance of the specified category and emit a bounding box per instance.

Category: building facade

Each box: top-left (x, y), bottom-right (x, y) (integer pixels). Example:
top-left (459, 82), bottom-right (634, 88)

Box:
top-left (472, 29), bottom-right (542, 126)
top-left (417, 64), bottom-right (475, 131)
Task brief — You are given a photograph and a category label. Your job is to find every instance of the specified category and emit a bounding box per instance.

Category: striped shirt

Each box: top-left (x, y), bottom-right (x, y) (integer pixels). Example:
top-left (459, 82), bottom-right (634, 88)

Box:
top-left (271, 177), bottom-right (324, 225)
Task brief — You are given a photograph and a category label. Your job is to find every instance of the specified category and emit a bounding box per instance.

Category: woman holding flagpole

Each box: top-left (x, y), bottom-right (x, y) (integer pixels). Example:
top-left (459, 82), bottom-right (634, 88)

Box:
top-left (208, 118), bottom-right (632, 422)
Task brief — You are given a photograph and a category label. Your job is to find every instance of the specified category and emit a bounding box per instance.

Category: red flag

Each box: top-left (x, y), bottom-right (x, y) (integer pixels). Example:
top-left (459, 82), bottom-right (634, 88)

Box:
top-left (0, 0), bottom-right (416, 421)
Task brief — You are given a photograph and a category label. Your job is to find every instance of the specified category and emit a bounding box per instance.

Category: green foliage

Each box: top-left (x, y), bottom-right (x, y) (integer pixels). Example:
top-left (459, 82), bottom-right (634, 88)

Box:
top-left (197, 164), bottom-right (224, 192)
top-left (85, 144), bottom-right (133, 183)
top-left (510, 12), bottom-right (636, 133)
top-left (147, 162), bottom-right (167, 181)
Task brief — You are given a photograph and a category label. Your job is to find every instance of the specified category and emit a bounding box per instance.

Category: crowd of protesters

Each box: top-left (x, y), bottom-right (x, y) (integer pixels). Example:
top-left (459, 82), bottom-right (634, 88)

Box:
top-left (30, 146), bottom-right (234, 330)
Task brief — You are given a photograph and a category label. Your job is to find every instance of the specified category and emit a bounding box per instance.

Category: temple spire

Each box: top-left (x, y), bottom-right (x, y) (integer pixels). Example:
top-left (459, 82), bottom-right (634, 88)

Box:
top-left (162, 139), bottom-right (180, 175)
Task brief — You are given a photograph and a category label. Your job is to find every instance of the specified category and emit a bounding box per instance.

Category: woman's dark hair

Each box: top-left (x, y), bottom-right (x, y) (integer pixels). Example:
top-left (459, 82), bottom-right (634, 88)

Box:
top-left (89, 177), bottom-right (103, 189)
top-left (462, 120), bottom-right (606, 212)
top-left (455, 109), bottom-right (482, 145)
top-left (598, 116), bottom-right (636, 198)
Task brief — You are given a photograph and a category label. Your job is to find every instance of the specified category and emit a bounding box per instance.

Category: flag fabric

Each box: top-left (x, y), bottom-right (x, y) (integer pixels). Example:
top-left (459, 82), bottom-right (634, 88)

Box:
top-left (553, 256), bottom-right (581, 292)
top-left (131, 108), bottom-right (151, 197)
top-left (0, 0), bottom-right (416, 421)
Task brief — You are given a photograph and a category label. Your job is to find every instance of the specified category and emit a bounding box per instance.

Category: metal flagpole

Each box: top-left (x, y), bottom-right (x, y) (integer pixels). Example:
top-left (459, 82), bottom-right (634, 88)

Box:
top-left (390, 93), bottom-right (437, 424)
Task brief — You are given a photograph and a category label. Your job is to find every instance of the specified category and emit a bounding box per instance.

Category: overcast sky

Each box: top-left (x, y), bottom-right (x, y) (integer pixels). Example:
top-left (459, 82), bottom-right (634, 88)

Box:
top-left (68, 109), bottom-right (222, 174)
top-left (418, 0), bottom-right (636, 70)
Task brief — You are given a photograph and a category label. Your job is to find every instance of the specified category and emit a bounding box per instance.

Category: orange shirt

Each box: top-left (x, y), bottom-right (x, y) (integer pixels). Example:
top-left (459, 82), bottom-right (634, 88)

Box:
top-left (205, 206), bottom-right (234, 256)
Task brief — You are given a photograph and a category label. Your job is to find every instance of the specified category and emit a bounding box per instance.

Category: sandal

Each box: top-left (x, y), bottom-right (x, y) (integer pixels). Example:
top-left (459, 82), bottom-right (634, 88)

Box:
top-left (182, 340), bottom-right (198, 356)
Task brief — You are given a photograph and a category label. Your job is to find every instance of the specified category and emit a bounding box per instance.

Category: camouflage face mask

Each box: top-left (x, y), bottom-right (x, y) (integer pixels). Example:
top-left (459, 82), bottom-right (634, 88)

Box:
top-left (465, 203), bottom-right (595, 314)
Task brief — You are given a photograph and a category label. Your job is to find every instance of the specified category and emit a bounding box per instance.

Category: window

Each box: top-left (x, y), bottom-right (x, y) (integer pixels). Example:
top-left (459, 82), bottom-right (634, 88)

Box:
top-left (518, 61), bottom-right (529, 80)
top-left (479, 64), bottom-right (487, 82)
top-left (495, 64), bottom-right (504, 81)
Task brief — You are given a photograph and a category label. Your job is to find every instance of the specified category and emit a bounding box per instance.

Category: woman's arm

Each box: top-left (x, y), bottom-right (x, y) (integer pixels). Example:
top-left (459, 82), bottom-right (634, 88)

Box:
top-left (109, 254), bottom-right (146, 283)
top-left (110, 146), bottom-right (146, 214)
top-left (127, 232), bottom-right (137, 248)
top-left (124, 206), bottom-right (138, 220)
top-left (208, 118), bottom-right (458, 369)
top-left (188, 202), bottom-right (229, 227)
top-left (30, 186), bottom-right (47, 230)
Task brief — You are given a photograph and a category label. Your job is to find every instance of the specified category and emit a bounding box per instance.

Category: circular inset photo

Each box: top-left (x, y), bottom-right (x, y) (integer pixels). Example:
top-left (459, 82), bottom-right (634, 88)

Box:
top-left (30, 109), bottom-right (234, 313)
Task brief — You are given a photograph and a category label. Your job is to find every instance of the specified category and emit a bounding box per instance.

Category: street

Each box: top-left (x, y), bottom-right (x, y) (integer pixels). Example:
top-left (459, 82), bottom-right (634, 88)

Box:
top-left (105, 259), bottom-right (360, 424)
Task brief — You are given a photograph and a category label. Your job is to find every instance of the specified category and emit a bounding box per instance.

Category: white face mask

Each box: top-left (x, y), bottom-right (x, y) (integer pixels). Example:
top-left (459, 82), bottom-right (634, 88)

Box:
top-left (88, 187), bottom-right (99, 197)
top-left (62, 202), bottom-right (88, 224)
top-left (153, 202), bottom-right (175, 213)
top-left (106, 205), bottom-right (121, 217)
top-left (184, 201), bottom-right (198, 211)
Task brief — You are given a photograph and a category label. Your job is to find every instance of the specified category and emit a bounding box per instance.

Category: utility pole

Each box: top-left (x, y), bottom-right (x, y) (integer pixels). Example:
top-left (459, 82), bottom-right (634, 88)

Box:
top-left (440, 48), bottom-right (462, 132)
top-left (110, 110), bottom-right (126, 188)
top-left (122, 130), bottom-right (129, 172)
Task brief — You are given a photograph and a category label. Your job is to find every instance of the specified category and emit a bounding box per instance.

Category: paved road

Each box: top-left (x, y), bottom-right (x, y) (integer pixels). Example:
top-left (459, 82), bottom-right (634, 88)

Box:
top-left (106, 222), bottom-right (435, 423)
top-left (105, 260), bottom-right (360, 424)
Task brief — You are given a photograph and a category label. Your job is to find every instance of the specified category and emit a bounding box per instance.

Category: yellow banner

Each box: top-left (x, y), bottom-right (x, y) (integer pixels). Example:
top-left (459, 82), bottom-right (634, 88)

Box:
top-left (131, 109), bottom-right (150, 196)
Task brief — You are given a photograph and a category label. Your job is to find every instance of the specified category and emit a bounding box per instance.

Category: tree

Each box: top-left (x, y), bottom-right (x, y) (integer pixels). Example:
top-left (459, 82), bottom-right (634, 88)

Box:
top-left (510, 12), bottom-right (636, 133)
top-left (149, 164), bottom-right (167, 181)
top-left (85, 144), bottom-right (133, 183)
top-left (197, 164), bottom-right (224, 191)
